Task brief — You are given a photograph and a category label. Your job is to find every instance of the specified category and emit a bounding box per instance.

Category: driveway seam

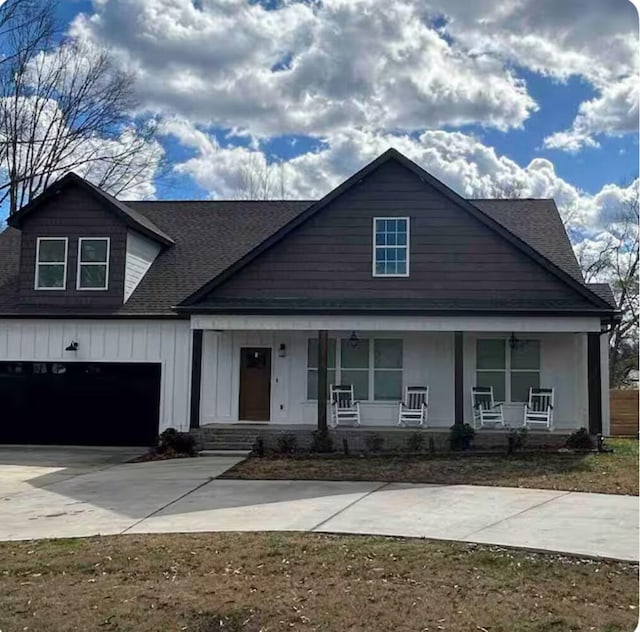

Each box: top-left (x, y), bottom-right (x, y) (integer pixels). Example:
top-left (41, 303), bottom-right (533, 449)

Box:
top-left (460, 490), bottom-right (573, 540)
top-left (120, 477), bottom-right (216, 535)
top-left (309, 482), bottom-right (390, 533)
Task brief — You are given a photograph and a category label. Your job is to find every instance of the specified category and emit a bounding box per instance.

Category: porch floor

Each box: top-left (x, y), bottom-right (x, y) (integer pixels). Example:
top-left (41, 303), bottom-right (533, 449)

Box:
top-left (193, 423), bottom-right (573, 452)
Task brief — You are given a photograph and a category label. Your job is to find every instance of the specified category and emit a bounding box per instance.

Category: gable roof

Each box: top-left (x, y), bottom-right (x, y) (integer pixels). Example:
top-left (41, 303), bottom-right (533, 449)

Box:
top-left (179, 148), bottom-right (611, 311)
top-left (7, 172), bottom-right (174, 246)
top-left (0, 150), bottom-right (618, 318)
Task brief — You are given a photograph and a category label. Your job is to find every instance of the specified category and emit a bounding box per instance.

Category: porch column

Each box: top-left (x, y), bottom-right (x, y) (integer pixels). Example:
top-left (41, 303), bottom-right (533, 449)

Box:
top-left (317, 330), bottom-right (328, 432)
top-left (454, 331), bottom-right (464, 425)
top-left (189, 329), bottom-right (204, 430)
top-left (587, 332), bottom-right (603, 435)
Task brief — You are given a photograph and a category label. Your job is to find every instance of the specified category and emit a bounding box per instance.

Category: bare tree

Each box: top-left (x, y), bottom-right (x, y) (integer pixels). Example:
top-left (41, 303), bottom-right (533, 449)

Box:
top-left (0, 0), bottom-right (163, 215)
top-left (578, 181), bottom-right (639, 387)
top-left (235, 154), bottom-right (287, 199)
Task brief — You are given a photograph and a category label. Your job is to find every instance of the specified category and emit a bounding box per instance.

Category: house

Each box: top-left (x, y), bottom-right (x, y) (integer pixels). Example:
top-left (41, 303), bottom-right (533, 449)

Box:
top-left (0, 149), bottom-right (618, 447)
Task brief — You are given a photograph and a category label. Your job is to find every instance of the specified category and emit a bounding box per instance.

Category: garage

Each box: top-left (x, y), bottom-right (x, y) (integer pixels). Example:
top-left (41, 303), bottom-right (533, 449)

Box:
top-left (0, 362), bottom-right (161, 446)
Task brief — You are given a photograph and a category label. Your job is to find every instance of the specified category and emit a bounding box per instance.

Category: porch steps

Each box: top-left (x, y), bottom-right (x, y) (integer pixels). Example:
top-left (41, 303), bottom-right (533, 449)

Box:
top-left (193, 427), bottom-right (259, 451)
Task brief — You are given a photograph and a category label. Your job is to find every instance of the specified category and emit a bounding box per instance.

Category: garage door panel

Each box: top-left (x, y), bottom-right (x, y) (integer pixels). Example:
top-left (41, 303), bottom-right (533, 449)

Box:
top-left (0, 362), bottom-right (161, 446)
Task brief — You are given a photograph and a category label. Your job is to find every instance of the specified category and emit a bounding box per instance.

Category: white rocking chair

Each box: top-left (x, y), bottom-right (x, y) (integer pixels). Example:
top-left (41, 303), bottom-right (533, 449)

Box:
top-left (330, 384), bottom-right (361, 427)
top-left (398, 386), bottom-right (429, 427)
top-left (523, 387), bottom-right (554, 430)
top-left (472, 386), bottom-right (505, 429)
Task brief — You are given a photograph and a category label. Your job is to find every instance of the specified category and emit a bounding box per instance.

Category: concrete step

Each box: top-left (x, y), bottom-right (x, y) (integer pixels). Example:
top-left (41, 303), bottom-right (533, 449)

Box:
top-left (201, 443), bottom-right (256, 451)
top-left (199, 449), bottom-right (251, 457)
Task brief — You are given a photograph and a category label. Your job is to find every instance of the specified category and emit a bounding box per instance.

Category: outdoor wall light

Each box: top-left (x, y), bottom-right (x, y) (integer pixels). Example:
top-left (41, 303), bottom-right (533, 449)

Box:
top-left (65, 340), bottom-right (79, 352)
top-left (278, 343), bottom-right (286, 358)
top-left (508, 332), bottom-right (523, 350)
top-left (349, 331), bottom-right (359, 348)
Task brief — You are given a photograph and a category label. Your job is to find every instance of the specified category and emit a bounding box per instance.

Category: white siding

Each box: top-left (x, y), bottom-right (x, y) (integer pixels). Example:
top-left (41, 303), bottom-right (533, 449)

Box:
top-left (0, 319), bottom-right (192, 432)
top-left (124, 231), bottom-right (161, 302)
top-left (193, 314), bottom-right (602, 332)
top-left (200, 330), bottom-right (587, 429)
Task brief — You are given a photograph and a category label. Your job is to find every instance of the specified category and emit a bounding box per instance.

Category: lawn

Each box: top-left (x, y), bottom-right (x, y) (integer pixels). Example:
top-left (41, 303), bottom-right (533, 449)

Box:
top-left (0, 533), bottom-right (637, 632)
top-left (223, 439), bottom-right (639, 496)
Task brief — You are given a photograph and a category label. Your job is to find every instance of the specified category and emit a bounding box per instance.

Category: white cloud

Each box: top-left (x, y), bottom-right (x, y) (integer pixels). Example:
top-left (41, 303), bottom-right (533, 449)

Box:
top-left (162, 122), bottom-right (635, 242)
top-left (544, 76), bottom-right (640, 152)
top-left (431, 0), bottom-right (639, 150)
top-left (70, 0), bottom-right (537, 136)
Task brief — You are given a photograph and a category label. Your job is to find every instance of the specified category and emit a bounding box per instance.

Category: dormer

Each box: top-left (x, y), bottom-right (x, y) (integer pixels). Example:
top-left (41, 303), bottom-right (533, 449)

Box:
top-left (7, 173), bottom-right (173, 310)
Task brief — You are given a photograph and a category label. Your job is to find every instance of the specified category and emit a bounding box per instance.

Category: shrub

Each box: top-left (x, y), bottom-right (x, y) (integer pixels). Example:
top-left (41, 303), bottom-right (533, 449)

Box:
top-left (276, 433), bottom-right (297, 455)
top-left (364, 432), bottom-right (384, 453)
top-left (508, 427), bottom-right (528, 452)
top-left (565, 428), bottom-right (594, 450)
top-left (449, 423), bottom-right (475, 451)
top-left (310, 429), bottom-right (334, 453)
top-left (157, 427), bottom-right (197, 456)
top-left (406, 431), bottom-right (425, 453)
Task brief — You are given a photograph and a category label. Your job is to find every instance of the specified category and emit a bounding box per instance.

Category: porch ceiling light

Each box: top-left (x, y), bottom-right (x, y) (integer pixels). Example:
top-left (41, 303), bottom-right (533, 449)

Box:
top-left (349, 331), bottom-right (359, 348)
top-left (508, 332), bottom-right (523, 350)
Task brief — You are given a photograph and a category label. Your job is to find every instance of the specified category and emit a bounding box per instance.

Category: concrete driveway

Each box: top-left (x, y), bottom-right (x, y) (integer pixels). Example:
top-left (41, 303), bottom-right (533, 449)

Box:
top-left (0, 447), bottom-right (637, 562)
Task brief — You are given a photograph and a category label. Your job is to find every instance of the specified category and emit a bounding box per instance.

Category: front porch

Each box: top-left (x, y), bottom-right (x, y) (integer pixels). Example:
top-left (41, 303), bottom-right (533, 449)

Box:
top-left (193, 423), bottom-right (574, 452)
top-left (188, 313), bottom-right (610, 438)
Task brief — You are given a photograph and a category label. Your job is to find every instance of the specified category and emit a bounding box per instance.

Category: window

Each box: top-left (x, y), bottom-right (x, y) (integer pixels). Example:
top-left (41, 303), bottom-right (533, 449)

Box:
top-left (374, 339), bottom-right (403, 400)
top-left (35, 237), bottom-right (68, 289)
top-left (373, 217), bottom-right (409, 276)
top-left (307, 338), bottom-right (336, 400)
top-left (476, 339), bottom-right (540, 403)
top-left (341, 338), bottom-right (370, 400)
top-left (77, 238), bottom-right (110, 290)
top-left (307, 337), bottom-right (403, 401)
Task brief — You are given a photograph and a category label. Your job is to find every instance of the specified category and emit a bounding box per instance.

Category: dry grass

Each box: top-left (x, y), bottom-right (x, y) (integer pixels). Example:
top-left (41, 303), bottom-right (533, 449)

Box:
top-left (0, 533), bottom-right (637, 632)
top-left (223, 439), bottom-right (639, 496)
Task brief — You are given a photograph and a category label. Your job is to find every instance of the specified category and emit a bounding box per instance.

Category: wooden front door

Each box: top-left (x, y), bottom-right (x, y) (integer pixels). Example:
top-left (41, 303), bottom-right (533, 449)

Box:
top-left (239, 347), bottom-right (272, 421)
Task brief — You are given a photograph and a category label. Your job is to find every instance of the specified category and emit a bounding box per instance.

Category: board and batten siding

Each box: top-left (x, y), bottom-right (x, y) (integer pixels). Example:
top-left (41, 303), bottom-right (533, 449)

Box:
top-left (0, 319), bottom-right (192, 432)
top-left (200, 330), bottom-right (591, 429)
top-left (124, 231), bottom-right (161, 302)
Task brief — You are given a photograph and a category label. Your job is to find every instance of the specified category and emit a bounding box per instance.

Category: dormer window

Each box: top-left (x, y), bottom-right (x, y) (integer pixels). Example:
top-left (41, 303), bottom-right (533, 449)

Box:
top-left (373, 217), bottom-right (409, 277)
top-left (77, 238), bottom-right (110, 290)
top-left (35, 237), bottom-right (68, 290)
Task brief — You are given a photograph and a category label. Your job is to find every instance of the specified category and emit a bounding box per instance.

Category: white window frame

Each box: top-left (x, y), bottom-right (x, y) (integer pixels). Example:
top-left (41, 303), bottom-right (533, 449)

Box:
top-left (307, 336), bottom-right (404, 402)
top-left (475, 337), bottom-right (541, 403)
top-left (35, 237), bottom-right (68, 290)
top-left (372, 216), bottom-right (410, 278)
top-left (76, 237), bottom-right (110, 291)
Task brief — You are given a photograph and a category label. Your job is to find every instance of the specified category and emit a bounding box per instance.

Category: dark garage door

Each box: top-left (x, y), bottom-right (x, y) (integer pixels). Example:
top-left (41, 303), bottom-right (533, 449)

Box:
top-left (0, 362), bottom-right (161, 446)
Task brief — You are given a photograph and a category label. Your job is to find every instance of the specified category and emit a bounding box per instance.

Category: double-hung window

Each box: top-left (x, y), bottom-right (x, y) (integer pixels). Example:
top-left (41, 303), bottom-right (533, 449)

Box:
top-left (35, 237), bottom-right (68, 289)
top-left (306, 337), bottom-right (403, 401)
top-left (476, 339), bottom-right (540, 403)
top-left (77, 238), bottom-right (110, 290)
top-left (373, 217), bottom-right (409, 276)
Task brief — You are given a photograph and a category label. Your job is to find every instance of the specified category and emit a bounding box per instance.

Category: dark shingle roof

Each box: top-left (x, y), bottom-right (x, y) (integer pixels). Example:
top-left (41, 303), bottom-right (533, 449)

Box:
top-left (0, 196), bottom-right (612, 316)
top-left (586, 283), bottom-right (617, 308)
top-left (471, 199), bottom-right (584, 282)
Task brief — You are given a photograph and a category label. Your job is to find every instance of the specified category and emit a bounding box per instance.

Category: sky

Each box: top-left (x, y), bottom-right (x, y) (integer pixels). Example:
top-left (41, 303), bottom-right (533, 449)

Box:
top-left (20, 0), bottom-right (640, 257)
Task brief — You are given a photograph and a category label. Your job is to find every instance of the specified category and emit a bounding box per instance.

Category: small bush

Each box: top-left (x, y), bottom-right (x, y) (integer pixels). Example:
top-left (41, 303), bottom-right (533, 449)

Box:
top-left (449, 423), bottom-right (475, 451)
top-left (157, 427), bottom-right (197, 456)
top-left (565, 428), bottom-right (594, 450)
top-left (276, 433), bottom-right (297, 455)
top-left (311, 429), bottom-right (334, 453)
top-left (364, 432), bottom-right (384, 453)
top-left (406, 431), bottom-right (425, 453)
top-left (508, 427), bottom-right (528, 452)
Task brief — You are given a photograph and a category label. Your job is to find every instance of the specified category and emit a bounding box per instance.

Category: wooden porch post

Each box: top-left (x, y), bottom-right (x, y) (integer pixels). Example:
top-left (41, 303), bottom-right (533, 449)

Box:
top-left (454, 331), bottom-right (464, 425)
top-left (587, 332), bottom-right (603, 435)
top-left (317, 330), bottom-right (328, 432)
top-left (189, 329), bottom-right (203, 430)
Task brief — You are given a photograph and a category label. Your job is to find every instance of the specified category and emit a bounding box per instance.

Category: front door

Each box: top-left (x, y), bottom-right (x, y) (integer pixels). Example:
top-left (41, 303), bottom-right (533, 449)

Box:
top-left (239, 347), bottom-right (272, 421)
